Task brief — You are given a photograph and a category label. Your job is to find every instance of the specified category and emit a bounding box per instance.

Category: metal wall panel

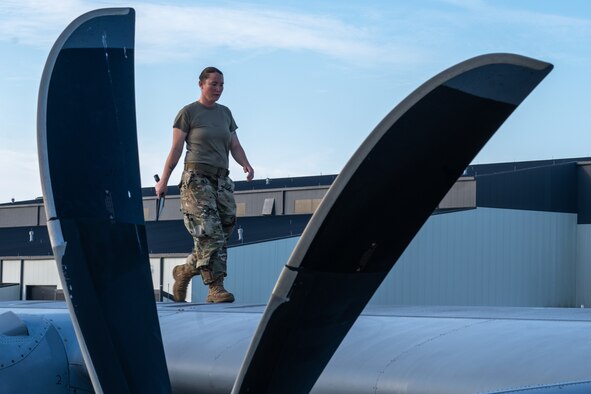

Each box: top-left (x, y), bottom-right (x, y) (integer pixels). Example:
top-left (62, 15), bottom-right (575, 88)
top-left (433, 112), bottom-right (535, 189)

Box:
top-left (577, 163), bottom-right (591, 224)
top-left (439, 178), bottom-right (475, 209)
top-left (22, 259), bottom-right (61, 290)
top-left (372, 208), bottom-right (577, 307)
top-left (144, 215), bottom-right (310, 254)
top-left (0, 206), bottom-right (39, 228)
top-left (0, 226), bottom-right (53, 258)
top-left (2, 260), bottom-right (21, 284)
top-left (464, 157), bottom-right (589, 177)
top-left (178, 209), bottom-right (578, 307)
top-left (141, 187), bottom-right (327, 220)
top-left (149, 257), bottom-right (161, 291)
top-left (235, 191), bottom-right (284, 216)
top-left (234, 174), bottom-right (337, 192)
top-left (143, 196), bottom-right (182, 221)
top-left (576, 224), bottom-right (591, 307)
top-left (0, 209), bottom-right (581, 307)
top-left (38, 206), bottom-right (47, 225)
top-left (284, 188), bottom-right (329, 215)
top-left (0, 284), bottom-right (20, 300)
top-left (477, 162), bottom-right (577, 213)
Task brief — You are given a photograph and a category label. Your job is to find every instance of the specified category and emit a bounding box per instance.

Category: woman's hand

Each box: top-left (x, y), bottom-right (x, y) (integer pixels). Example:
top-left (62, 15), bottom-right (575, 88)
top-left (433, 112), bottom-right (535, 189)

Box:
top-left (155, 180), bottom-right (168, 197)
top-left (243, 164), bottom-right (255, 182)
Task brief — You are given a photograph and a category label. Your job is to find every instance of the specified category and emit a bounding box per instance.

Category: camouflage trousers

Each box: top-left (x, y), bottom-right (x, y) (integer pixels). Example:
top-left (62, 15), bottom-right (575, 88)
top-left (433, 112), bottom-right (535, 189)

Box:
top-left (179, 169), bottom-right (236, 284)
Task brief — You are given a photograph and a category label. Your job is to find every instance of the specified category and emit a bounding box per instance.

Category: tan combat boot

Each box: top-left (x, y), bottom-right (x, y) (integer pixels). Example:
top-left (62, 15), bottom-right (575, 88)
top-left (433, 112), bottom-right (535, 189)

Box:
top-left (172, 264), bottom-right (195, 302)
top-left (201, 270), bottom-right (235, 303)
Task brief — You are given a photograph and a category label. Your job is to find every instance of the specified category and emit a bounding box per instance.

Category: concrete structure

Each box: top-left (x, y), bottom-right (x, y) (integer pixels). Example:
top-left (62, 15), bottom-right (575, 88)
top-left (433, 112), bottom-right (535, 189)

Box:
top-left (2, 158), bottom-right (591, 307)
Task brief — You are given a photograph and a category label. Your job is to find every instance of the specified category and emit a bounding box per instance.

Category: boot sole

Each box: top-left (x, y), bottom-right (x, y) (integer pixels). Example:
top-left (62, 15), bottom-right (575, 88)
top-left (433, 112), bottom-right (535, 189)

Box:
top-left (206, 294), bottom-right (235, 303)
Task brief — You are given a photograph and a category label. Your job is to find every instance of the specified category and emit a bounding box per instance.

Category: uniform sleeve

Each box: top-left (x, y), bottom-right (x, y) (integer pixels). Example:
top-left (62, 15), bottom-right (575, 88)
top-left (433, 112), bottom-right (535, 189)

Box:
top-left (172, 106), bottom-right (190, 133)
top-left (230, 114), bottom-right (238, 133)
top-left (224, 106), bottom-right (238, 133)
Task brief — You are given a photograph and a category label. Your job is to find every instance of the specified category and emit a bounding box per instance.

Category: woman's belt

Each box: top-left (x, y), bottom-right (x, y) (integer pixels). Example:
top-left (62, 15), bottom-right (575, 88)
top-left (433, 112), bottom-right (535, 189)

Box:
top-left (184, 162), bottom-right (229, 177)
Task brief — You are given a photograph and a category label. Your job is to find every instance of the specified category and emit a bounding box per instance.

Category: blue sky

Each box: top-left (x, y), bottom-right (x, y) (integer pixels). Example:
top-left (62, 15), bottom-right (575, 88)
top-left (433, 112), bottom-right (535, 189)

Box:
top-left (0, 0), bottom-right (590, 202)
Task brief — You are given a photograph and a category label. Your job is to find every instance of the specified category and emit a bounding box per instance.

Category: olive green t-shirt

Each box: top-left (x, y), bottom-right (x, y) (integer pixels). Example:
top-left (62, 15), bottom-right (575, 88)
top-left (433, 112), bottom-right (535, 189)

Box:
top-left (173, 101), bottom-right (237, 169)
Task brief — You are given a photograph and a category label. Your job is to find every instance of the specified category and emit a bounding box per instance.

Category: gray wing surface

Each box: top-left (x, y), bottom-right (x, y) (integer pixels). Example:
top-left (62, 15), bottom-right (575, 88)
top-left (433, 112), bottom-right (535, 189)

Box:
top-left (233, 54), bottom-right (553, 394)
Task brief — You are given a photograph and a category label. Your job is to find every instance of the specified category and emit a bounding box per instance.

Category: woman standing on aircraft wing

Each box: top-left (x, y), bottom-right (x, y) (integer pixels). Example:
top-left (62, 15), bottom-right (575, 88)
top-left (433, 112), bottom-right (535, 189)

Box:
top-left (155, 66), bottom-right (254, 303)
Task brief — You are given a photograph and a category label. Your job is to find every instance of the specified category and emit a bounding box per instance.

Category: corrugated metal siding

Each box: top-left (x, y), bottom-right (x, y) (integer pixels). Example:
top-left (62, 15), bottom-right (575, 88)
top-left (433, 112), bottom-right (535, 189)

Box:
top-left (464, 157), bottom-right (590, 177)
top-left (284, 189), bottom-right (329, 215)
top-left (0, 208), bottom-right (581, 307)
top-left (0, 198), bottom-right (585, 307)
top-left (143, 196), bottom-right (182, 221)
top-left (0, 206), bottom-right (39, 228)
top-left (577, 164), bottom-right (591, 224)
top-left (39, 207), bottom-right (47, 225)
top-left (371, 208), bottom-right (577, 307)
top-left (180, 208), bottom-right (578, 307)
top-left (235, 191), bottom-right (284, 216)
top-left (0, 225), bottom-right (53, 258)
top-left (22, 259), bottom-right (62, 300)
top-left (145, 215), bottom-right (310, 254)
top-left (576, 224), bottom-right (591, 307)
top-left (141, 187), bottom-right (328, 219)
top-left (0, 284), bottom-right (20, 301)
top-left (149, 257), bottom-right (161, 291)
top-left (439, 178), bottom-right (475, 209)
top-left (233, 174), bottom-right (337, 192)
top-left (2, 260), bottom-right (21, 284)
top-left (477, 162), bottom-right (577, 213)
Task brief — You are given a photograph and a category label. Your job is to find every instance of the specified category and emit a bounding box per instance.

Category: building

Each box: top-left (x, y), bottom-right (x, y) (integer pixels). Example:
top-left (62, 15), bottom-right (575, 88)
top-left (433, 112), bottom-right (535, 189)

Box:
top-left (2, 157), bottom-right (591, 307)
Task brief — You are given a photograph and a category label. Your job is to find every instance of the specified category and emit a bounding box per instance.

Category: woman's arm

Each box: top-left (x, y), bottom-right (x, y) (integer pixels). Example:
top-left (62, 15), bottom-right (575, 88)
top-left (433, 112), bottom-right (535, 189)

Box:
top-left (155, 127), bottom-right (187, 197)
top-left (230, 133), bottom-right (254, 181)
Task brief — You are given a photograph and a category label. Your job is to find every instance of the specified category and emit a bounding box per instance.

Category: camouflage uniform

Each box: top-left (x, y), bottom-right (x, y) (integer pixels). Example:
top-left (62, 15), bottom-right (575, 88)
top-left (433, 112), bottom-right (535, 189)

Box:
top-left (180, 169), bottom-right (236, 283)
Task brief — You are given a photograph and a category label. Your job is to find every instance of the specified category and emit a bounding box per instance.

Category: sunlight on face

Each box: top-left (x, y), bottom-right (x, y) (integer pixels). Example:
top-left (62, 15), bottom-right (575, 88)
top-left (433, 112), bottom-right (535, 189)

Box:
top-left (199, 72), bottom-right (224, 106)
